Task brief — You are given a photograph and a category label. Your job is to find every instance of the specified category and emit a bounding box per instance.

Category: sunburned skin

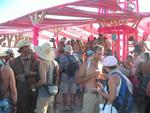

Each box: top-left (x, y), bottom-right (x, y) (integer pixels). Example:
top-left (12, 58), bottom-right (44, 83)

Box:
top-left (85, 61), bottom-right (103, 91)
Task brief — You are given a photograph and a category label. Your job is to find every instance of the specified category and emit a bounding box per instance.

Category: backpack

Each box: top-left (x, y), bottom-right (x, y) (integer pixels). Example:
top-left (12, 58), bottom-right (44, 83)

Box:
top-left (65, 55), bottom-right (80, 77)
top-left (103, 71), bottom-right (134, 113)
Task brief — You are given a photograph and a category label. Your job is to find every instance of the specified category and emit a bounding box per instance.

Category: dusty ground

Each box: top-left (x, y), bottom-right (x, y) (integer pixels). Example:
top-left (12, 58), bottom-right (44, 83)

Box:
top-left (54, 93), bottom-right (145, 113)
top-left (54, 93), bottom-right (82, 113)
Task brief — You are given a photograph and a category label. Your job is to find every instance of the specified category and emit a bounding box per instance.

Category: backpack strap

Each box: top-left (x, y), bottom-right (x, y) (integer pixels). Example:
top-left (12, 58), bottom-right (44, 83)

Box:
top-left (102, 79), bottom-right (109, 110)
top-left (51, 60), bottom-right (57, 85)
top-left (83, 59), bottom-right (91, 77)
top-left (86, 59), bottom-right (91, 71)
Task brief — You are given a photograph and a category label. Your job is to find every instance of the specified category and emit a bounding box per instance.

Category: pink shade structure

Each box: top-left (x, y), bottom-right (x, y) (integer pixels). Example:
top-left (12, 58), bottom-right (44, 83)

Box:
top-left (32, 25), bottom-right (40, 46)
top-left (0, 0), bottom-right (150, 60)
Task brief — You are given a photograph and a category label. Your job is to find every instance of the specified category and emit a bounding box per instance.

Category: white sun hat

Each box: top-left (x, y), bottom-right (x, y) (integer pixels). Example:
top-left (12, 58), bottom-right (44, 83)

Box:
top-left (34, 43), bottom-right (55, 61)
top-left (102, 56), bottom-right (118, 67)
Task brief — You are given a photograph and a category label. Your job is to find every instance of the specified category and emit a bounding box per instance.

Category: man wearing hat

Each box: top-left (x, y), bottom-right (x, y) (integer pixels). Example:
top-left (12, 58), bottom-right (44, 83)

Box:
top-left (10, 40), bottom-right (39, 113)
top-left (0, 50), bottom-right (17, 113)
top-left (91, 56), bottom-right (133, 113)
top-left (5, 49), bottom-right (15, 65)
top-left (59, 44), bottom-right (80, 112)
top-left (32, 42), bottom-right (60, 113)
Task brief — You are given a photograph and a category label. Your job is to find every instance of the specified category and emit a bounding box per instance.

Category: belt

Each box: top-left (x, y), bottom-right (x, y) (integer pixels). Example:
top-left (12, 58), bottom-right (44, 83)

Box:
top-left (84, 90), bottom-right (99, 95)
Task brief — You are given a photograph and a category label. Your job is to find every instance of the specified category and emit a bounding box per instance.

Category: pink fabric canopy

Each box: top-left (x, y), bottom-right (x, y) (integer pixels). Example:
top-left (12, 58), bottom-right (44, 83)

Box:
top-left (0, 0), bottom-right (150, 41)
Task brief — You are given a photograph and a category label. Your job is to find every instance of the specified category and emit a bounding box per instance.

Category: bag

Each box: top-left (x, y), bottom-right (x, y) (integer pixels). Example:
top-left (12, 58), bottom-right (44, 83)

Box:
top-left (44, 85), bottom-right (58, 96)
top-left (99, 104), bottom-right (118, 113)
top-left (65, 55), bottom-right (79, 77)
top-left (103, 71), bottom-right (134, 113)
top-left (146, 80), bottom-right (150, 96)
top-left (44, 60), bottom-right (59, 96)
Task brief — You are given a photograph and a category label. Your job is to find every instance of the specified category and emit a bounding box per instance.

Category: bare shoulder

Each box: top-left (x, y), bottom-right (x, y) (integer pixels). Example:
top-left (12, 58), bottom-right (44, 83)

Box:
top-left (1, 65), bottom-right (13, 73)
top-left (1, 65), bottom-right (14, 79)
top-left (109, 74), bottom-right (120, 82)
top-left (109, 74), bottom-right (120, 84)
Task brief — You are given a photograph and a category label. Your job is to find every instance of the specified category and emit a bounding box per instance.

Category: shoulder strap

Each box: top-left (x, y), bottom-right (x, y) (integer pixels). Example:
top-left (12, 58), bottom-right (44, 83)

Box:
top-left (48, 60), bottom-right (57, 85)
top-left (83, 59), bottom-right (91, 77)
top-left (86, 59), bottom-right (91, 71)
top-left (102, 79), bottom-right (109, 110)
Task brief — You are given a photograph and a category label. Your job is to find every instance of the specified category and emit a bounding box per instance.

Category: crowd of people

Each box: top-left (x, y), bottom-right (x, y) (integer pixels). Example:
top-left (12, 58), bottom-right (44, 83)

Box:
top-left (0, 35), bottom-right (150, 113)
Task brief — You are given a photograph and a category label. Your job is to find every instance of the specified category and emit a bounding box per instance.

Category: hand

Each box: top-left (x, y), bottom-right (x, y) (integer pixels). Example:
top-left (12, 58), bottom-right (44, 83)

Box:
top-left (97, 82), bottom-right (103, 89)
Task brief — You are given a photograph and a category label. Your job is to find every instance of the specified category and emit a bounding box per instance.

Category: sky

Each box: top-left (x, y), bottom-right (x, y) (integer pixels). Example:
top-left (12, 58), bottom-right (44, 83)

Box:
top-left (139, 0), bottom-right (150, 12)
top-left (0, 0), bottom-right (78, 24)
top-left (0, 0), bottom-right (149, 24)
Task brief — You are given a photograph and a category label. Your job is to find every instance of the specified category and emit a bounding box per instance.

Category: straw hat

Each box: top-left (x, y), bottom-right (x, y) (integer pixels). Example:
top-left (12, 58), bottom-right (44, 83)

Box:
top-left (17, 40), bottom-right (30, 50)
top-left (102, 56), bottom-right (118, 67)
top-left (34, 43), bottom-right (55, 61)
top-left (63, 45), bottom-right (73, 53)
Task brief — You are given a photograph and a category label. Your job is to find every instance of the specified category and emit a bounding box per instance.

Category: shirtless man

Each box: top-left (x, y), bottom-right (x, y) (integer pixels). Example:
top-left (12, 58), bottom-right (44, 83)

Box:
top-left (77, 45), bottom-right (104, 113)
top-left (0, 52), bottom-right (17, 113)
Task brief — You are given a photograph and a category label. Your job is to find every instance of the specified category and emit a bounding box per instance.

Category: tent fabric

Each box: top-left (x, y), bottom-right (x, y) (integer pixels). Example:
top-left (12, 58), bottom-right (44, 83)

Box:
top-left (0, 0), bottom-right (150, 40)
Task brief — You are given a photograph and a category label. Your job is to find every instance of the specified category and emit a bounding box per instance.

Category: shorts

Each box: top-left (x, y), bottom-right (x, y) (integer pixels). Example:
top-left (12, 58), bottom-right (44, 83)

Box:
top-left (82, 92), bottom-right (102, 113)
top-left (0, 98), bottom-right (12, 113)
top-left (60, 82), bottom-right (78, 94)
top-left (35, 96), bottom-right (55, 113)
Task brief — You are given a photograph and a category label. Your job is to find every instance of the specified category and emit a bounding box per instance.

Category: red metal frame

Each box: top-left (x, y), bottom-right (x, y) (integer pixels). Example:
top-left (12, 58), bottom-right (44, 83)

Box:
top-left (99, 25), bottom-right (138, 61)
top-left (98, 0), bottom-right (139, 61)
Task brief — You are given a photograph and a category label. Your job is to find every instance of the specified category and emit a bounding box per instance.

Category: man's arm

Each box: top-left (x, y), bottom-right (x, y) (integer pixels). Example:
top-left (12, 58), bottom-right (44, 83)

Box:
top-left (9, 67), bottom-right (17, 106)
top-left (98, 75), bottom-right (119, 103)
